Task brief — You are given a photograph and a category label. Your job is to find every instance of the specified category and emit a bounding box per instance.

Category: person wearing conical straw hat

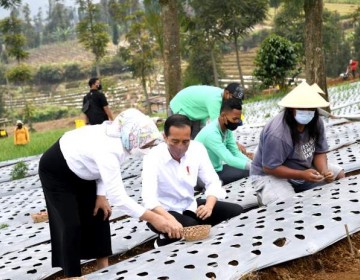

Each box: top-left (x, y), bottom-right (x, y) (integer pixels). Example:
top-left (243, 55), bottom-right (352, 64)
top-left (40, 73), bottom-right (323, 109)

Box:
top-left (310, 83), bottom-right (334, 118)
top-left (250, 82), bottom-right (345, 206)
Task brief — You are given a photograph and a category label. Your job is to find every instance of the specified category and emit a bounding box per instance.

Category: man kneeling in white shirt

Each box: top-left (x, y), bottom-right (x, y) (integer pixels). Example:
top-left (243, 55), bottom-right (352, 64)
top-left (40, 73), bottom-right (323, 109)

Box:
top-left (141, 114), bottom-right (243, 247)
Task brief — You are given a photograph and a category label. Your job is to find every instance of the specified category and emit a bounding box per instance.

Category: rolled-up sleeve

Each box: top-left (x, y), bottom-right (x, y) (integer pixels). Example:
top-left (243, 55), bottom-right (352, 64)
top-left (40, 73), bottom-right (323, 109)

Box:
top-left (197, 144), bottom-right (226, 199)
top-left (95, 153), bottom-right (146, 218)
top-left (141, 154), bottom-right (162, 210)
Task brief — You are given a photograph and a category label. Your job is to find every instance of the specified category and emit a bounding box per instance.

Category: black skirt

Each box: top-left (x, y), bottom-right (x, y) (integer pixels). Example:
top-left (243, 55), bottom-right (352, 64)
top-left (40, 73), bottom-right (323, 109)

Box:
top-left (39, 140), bottom-right (112, 277)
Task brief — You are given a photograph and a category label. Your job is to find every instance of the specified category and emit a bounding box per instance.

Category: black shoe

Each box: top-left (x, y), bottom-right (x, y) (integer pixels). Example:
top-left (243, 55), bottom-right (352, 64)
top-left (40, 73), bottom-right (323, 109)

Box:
top-left (154, 234), bottom-right (175, 248)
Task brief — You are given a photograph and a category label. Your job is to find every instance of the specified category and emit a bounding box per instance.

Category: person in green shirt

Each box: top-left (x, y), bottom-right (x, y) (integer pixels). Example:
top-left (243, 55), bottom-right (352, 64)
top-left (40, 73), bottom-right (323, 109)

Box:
top-left (195, 98), bottom-right (251, 185)
top-left (169, 83), bottom-right (244, 139)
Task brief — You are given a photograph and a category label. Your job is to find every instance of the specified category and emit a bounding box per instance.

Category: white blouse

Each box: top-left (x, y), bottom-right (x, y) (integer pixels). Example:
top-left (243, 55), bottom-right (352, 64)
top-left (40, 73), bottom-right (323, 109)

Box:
top-left (59, 124), bottom-right (146, 218)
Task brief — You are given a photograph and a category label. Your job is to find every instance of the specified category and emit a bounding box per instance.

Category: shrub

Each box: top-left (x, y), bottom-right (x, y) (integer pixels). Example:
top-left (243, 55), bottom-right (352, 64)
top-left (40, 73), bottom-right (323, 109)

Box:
top-left (6, 64), bottom-right (33, 85)
top-left (253, 34), bottom-right (301, 89)
top-left (91, 55), bottom-right (130, 76)
top-left (35, 64), bottom-right (63, 85)
top-left (10, 161), bottom-right (28, 180)
top-left (30, 105), bottom-right (79, 122)
top-left (63, 63), bottom-right (88, 81)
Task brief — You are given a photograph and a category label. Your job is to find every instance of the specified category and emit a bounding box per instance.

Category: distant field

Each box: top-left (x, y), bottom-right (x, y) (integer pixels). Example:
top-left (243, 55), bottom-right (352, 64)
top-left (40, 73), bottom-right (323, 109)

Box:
top-left (324, 3), bottom-right (360, 15)
top-left (11, 40), bottom-right (118, 68)
top-left (324, 0), bottom-right (360, 4)
top-left (266, 2), bottom-right (357, 25)
top-left (0, 128), bottom-right (70, 162)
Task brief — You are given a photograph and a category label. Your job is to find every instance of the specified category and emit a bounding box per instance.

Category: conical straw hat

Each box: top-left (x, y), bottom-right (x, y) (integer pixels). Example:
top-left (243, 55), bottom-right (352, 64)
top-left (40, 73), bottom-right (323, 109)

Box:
top-left (278, 81), bottom-right (329, 108)
top-left (311, 83), bottom-right (325, 95)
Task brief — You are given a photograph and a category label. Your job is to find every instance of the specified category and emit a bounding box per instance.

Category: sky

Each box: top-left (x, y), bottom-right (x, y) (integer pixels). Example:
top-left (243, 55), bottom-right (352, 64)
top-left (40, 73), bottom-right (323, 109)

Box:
top-left (0, 0), bottom-right (99, 19)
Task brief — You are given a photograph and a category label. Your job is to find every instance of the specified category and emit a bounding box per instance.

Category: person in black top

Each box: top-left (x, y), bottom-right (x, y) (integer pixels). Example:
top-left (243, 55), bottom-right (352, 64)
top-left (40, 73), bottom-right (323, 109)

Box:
top-left (83, 77), bottom-right (114, 125)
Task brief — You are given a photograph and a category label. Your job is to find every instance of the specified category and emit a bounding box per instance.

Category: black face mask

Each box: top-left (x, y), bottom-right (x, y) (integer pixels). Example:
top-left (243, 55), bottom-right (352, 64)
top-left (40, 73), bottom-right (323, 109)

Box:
top-left (97, 84), bottom-right (102, 91)
top-left (224, 121), bottom-right (239, 131)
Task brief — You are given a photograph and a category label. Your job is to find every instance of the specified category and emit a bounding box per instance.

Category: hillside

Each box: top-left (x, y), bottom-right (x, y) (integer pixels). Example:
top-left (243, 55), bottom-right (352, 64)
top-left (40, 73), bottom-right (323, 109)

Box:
top-left (14, 40), bottom-right (118, 68)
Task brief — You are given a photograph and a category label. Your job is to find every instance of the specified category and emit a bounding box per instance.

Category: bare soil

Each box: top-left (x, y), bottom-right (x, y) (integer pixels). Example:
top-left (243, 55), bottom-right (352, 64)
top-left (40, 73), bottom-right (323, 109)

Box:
top-left (246, 232), bottom-right (360, 280)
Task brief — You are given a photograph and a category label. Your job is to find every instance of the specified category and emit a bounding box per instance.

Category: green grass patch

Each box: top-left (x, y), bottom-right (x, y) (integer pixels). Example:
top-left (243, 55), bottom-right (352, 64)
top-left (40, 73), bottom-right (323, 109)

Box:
top-left (0, 224), bottom-right (8, 230)
top-left (0, 128), bottom-right (71, 162)
top-left (244, 90), bottom-right (287, 104)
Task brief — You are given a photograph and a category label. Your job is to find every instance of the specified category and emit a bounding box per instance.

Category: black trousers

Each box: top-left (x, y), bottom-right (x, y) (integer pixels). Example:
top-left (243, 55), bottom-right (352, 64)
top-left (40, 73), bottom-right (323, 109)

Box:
top-left (217, 164), bottom-right (249, 185)
top-left (148, 198), bottom-right (242, 244)
top-left (38, 140), bottom-right (112, 277)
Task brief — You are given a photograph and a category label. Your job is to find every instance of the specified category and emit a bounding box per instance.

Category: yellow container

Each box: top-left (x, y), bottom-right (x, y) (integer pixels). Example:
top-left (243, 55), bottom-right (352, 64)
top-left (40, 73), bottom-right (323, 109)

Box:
top-left (0, 129), bottom-right (7, 137)
top-left (75, 119), bottom-right (85, 128)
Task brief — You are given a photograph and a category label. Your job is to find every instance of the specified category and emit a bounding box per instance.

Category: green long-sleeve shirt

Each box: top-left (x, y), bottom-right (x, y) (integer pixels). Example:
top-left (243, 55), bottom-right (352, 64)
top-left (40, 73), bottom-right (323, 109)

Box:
top-left (195, 120), bottom-right (250, 172)
top-left (170, 85), bottom-right (223, 122)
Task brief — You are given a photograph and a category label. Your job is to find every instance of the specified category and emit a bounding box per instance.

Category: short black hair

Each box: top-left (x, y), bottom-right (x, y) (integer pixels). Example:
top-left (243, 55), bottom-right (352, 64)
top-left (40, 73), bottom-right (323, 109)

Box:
top-left (220, 98), bottom-right (242, 113)
top-left (88, 77), bottom-right (99, 87)
top-left (164, 114), bottom-right (191, 136)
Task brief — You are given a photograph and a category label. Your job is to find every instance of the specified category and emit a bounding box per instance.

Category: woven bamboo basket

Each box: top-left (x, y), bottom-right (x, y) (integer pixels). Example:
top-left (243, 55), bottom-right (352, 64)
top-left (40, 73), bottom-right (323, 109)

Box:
top-left (182, 225), bottom-right (211, 241)
top-left (31, 212), bottom-right (48, 223)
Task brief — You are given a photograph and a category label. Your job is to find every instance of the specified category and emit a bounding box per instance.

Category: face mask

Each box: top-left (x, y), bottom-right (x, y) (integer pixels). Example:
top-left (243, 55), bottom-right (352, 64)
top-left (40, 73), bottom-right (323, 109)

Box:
top-left (294, 110), bottom-right (315, 125)
top-left (97, 84), bottom-right (102, 91)
top-left (224, 120), bottom-right (242, 131)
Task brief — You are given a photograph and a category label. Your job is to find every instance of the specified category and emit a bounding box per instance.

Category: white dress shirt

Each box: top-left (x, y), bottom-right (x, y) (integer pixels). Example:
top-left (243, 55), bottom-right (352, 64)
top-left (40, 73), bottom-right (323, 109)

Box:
top-left (141, 141), bottom-right (225, 214)
top-left (59, 124), bottom-right (146, 218)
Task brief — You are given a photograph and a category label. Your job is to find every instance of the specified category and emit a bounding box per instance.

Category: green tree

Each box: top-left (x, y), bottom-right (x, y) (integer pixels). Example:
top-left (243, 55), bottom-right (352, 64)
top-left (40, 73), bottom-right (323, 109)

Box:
top-left (120, 11), bottom-right (156, 114)
top-left (187, 0), bottom-right (225, 86)
top-left (0, 0), bottom-right (20, 9)
top-left (253, 34), bottom-right (301, 89)
top-left (304, 0), bottom-right (328, 101)
top-left (44, 2), bottom-right (74, 43)
top-left (183, 39), bottom-right (222, 87)
top-left (143, 0), bottom-right (163, 55)
top-left (33, 8), bottom-right (44, 47)
top-left (21, 3), bottom-right (38, 48)
top-left (159, 0), bottom-right (182, 106)
top-left (323, 10), bottom-right (351, 77)
top-left (6, 63), bottom-right (33, 113)
top-left (51, 26), bottom-right (74, 42)
top-left (274, 0), bottom-right (345, 97)
top-left (353, 8), bottom-right (360, 62)
top-left (111, 23), bottom-right (119, 46)
top-left (108, 0), bottom-right (141, 34)
top-left (0, 14), bottom-right (29, 63)
top-left (0, 0), bottom-right (18, 118)
top-left (35, 65), bottom-right (63, 85)
top-left (274, 1), bottom-right (304, 49)
top-left (77, 0), bottom-right (110, 77)
top-left (196, 0), bottom-right (268, 88)
top-left (6, 63), bottom-right (32, 87)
